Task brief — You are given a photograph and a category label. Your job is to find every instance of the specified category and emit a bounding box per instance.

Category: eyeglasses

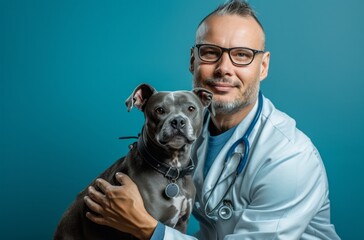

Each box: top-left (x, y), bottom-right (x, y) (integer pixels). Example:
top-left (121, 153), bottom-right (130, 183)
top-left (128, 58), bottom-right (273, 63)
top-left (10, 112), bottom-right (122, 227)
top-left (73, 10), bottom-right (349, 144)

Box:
top-left (194, 44), bottom-right (265, 66)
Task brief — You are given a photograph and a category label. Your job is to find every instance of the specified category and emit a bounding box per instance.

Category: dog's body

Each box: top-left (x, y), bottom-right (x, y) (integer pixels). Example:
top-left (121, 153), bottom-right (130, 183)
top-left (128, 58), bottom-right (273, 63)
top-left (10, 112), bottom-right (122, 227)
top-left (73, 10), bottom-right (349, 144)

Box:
top-left (54, 84), bottom-right (212, 239)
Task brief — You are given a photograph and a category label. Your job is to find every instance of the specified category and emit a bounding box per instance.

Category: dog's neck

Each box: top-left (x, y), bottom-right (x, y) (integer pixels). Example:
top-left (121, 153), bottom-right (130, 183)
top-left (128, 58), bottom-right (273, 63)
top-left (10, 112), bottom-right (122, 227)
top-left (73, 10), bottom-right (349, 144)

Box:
top-left (136, 130), bottom-right (195, 181)
top-left (140, 129), bottom-right (192, 168)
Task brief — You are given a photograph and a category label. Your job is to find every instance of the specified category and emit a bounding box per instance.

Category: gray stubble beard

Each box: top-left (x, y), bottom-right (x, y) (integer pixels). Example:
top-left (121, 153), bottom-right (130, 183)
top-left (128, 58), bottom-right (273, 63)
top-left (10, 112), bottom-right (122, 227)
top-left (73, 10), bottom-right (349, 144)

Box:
top-left (193, 78), bottom-right (260, 115)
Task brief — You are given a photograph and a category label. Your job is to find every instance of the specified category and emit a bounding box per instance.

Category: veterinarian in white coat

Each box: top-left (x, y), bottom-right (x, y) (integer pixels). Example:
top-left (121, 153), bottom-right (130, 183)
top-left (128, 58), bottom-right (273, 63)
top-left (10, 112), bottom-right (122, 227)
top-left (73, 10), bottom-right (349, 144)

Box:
top-left (161, 95), bottom-right (340, 239)
top-left (84, 1), bottom-right (340, 239)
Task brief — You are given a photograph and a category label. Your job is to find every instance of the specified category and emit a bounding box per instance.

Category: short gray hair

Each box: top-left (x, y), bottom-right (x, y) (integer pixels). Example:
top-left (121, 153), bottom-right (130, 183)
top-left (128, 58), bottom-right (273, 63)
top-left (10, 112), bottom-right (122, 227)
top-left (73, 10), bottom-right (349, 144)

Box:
top-left (199, 0), bottom-right (263, 29)
top-left (196, 0), bottom-right (265, 46)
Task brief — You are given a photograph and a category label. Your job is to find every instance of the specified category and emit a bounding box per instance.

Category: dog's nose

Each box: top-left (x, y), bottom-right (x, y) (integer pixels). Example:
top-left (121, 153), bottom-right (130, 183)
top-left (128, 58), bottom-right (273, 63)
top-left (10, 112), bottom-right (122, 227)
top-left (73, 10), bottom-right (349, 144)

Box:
top-left (170, 116), bottom-right (186, 130)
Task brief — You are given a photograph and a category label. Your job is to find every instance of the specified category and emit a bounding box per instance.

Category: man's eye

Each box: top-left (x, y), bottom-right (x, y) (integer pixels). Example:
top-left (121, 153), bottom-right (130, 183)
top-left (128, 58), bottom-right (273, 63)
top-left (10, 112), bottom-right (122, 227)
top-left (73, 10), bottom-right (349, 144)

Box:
top-left (236, 52), bottom-right (247, 57)
top-left (155, 107), bottom-right (165, 114)
top-left (200, 48), bottom-right (220, 59)
top-left (204, 50), bottom-right (219, 56)
top-left (233, 49), bottom-right (253, 59)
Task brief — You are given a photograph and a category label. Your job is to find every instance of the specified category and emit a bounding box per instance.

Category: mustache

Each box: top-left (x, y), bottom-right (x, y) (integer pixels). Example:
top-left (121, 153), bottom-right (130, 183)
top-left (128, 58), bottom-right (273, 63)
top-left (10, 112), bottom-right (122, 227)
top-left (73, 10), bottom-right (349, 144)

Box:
top-left (205, 78), bottom-right (241, 87)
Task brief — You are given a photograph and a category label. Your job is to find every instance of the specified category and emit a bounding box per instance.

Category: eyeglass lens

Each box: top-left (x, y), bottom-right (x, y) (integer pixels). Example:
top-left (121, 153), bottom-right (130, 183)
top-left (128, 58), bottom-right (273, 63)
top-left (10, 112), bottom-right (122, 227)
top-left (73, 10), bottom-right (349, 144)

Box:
top-left (198, 45), bottom-right (257, 65)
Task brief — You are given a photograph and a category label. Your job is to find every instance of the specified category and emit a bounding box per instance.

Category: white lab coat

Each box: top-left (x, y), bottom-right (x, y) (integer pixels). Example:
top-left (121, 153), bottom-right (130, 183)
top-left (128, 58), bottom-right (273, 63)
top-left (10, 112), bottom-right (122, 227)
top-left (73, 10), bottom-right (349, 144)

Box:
top-left (164, 95), bottom-right (340, 240)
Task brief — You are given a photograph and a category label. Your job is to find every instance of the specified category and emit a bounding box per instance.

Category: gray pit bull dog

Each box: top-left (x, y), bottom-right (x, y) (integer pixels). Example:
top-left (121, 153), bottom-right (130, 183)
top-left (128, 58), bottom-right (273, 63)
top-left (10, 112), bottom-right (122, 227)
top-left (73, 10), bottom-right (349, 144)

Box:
top-left (54, 83), bottom-right (213, 240)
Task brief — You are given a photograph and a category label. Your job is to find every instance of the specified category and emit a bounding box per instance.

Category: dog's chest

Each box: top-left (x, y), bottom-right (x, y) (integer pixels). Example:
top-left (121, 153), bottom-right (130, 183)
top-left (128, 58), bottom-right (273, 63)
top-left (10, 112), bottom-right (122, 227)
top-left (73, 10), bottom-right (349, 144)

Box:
top-left (128, 167), bottom-right (193, 227)
top-left (125, 145), bottom-right (195, 228)
top-left (168, 194), bottom-right (193, 227)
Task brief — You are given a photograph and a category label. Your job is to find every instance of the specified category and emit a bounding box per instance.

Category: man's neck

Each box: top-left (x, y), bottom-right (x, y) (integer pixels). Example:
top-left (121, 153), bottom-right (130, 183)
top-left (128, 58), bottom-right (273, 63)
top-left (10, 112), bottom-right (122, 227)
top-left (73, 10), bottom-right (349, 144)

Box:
top-left (209, 101), bottom-right (256, 136)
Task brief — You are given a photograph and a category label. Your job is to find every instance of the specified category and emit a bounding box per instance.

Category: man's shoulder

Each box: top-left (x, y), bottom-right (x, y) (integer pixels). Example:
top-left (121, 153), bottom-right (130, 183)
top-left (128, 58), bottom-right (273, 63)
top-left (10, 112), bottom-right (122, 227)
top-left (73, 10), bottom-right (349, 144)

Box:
top-left (257, 97), bottom-right (323, 167)
top-left (261, 97), bottom-right (311, 146)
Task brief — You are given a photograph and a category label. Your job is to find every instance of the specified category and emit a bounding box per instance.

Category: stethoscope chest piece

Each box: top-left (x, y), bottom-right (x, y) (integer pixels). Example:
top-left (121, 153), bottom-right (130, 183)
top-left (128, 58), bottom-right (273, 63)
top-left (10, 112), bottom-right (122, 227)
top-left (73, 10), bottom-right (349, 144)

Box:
top-left (218, 201), bottom-right (233, 220)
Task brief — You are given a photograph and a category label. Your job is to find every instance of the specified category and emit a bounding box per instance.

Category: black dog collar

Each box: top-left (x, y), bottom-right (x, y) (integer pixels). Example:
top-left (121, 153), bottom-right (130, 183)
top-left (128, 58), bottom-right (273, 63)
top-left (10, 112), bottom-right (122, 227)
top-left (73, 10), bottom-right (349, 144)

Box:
top-left (137, 137), bottom-right (195, 181)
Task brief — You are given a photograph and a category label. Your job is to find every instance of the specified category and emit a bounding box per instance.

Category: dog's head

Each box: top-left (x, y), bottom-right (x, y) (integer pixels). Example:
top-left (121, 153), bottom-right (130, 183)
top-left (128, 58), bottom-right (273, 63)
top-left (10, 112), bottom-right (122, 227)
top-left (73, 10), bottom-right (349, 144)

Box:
top-left (125, 83), bottom-right (213, 150)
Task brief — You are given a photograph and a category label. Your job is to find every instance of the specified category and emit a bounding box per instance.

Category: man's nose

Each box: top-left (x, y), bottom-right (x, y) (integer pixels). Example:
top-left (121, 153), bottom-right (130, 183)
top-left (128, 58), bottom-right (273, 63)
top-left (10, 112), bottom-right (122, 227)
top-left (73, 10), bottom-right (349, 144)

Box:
top-left (215, 52), bottom-right (234, 76)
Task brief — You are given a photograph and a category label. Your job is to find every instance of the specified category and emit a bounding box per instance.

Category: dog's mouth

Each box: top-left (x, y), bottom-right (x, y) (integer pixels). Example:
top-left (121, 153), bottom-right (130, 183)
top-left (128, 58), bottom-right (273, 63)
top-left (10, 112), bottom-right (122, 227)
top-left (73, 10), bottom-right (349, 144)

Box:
top-left (164, 136), bottom-right (188, 149)
top-left (159, 132), bottom-right (195, 149)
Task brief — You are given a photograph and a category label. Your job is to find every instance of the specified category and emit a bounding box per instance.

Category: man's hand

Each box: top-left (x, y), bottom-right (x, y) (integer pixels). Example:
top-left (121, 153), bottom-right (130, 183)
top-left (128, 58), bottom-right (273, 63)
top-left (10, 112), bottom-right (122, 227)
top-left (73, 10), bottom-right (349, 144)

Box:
top-left (84, 172), bottom-right (158, 240)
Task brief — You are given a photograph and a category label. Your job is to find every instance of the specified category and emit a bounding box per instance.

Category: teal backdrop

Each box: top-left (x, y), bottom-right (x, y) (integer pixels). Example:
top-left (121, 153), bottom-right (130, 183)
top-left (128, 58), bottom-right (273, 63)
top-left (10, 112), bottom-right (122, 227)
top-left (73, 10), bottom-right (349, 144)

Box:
top-left (1, 0), bottom-right (363, 239)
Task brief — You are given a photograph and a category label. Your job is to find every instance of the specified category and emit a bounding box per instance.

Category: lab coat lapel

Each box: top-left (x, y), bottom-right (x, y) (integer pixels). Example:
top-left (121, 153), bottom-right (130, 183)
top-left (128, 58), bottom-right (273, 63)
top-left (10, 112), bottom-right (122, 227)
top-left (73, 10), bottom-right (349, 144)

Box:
top-left (192, 117), bottom-right (209, 206)
top-left (201, 99), bottom-right (260, 207)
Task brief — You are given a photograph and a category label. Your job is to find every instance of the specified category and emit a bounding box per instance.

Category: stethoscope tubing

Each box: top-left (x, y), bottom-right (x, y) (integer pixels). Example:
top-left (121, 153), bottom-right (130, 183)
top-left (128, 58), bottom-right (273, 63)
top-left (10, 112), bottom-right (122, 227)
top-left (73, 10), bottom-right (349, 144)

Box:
top-left (203, 91), bottom-right (264, 220)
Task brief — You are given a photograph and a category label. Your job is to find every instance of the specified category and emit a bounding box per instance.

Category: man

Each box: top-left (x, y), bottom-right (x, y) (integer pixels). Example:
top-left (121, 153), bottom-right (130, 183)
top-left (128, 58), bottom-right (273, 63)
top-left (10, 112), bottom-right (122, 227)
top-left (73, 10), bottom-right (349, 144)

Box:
top-left (84, 0), bottom-right (340, 239)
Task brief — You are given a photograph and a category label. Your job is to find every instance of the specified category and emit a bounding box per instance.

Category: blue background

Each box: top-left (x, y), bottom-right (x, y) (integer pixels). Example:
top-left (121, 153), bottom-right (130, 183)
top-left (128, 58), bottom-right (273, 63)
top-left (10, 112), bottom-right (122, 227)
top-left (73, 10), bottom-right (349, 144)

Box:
top-left (1, 0), bottom-right (363, 239)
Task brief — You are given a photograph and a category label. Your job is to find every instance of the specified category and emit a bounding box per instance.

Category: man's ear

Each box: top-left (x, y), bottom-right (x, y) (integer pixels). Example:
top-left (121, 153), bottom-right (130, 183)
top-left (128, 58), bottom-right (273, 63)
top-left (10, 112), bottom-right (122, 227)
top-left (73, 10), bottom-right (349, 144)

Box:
top-left (189, 47), bottom-right (195, 73)
top-left (125, 83), bottom-right (157, 112)
top-left (259, 51), bottom-right (270, 82)
top-left (193, 88), bottom-right (215, 116)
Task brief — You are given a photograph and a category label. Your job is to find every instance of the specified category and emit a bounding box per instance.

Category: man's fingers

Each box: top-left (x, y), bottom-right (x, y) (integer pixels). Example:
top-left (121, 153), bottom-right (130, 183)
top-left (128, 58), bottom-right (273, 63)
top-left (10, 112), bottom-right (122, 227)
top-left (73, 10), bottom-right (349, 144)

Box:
top-left (87, 185), bottom-right (110, 207)
top-left (84, 195), bottom-right (104, 214)
top-left (95, 178), bottom-right (112, 194)
top-left (115, 172), bottom-right (132, 186)
top-left (85, 211), bottom-right (110, 226)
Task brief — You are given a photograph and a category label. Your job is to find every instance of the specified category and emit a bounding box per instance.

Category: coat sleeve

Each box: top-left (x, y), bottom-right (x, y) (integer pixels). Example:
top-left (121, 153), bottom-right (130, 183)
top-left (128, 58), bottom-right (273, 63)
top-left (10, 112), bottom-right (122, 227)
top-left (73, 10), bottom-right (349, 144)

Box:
top-left (150, 222), bottom-right (198, 240)
top-left (163, 227), bottom-right (198, 240)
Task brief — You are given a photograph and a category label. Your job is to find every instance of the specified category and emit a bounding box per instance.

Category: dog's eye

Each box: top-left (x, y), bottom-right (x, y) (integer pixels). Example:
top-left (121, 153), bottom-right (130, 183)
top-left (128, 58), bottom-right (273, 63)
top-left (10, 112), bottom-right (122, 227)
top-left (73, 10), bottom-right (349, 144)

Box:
top-left (188, 106), bottom-right (196, 112)
top-left (155, 107), bottom-right (165, 114)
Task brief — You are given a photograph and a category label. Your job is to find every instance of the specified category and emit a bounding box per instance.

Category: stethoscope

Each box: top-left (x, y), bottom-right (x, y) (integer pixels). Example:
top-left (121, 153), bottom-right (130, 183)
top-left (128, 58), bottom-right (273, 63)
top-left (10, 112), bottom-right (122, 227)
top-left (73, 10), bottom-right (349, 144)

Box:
top-left (203, 91), bottom-right (263, 221)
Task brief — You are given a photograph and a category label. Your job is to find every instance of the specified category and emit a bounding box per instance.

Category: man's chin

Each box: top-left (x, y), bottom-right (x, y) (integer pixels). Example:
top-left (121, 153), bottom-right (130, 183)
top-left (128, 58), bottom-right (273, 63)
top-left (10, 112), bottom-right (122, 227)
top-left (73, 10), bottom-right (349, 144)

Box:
top-left (212, 98), bottom-right (245, 115)
top-left (212, 91), bottom-right (241, 102)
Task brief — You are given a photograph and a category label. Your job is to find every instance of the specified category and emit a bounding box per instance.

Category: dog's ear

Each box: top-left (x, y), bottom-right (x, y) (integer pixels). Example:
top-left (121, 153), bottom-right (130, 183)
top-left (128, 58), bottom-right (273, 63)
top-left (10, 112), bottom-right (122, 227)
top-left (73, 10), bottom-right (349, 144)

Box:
top-left (125, 83), bottom-right (157, 112)
top-left (193, 88), bottom-right (215, 116)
